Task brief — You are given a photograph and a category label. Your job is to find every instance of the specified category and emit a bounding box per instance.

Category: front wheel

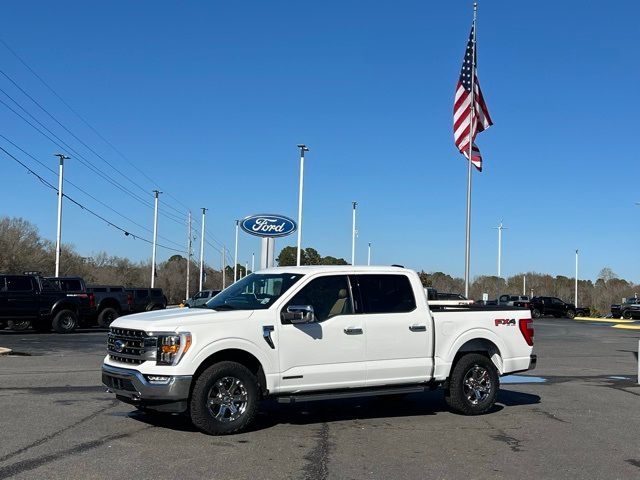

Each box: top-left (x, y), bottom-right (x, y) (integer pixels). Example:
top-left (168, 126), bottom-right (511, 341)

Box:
top-left (566, 310), bottom-right (576, 319)
top-left (190, 361), bottom-right (260, 435)
top-left (531, 308), bottom-right (541, 319)
top-left (445, 353), bottom-right (499, 415)
top-left (623, 310), bottom-right (632, 320)
top-left (52, 310), bottom-right (78, 334)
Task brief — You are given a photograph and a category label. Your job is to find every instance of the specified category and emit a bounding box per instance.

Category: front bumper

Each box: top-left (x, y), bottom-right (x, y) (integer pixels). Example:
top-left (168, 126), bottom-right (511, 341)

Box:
top-left (102, 363), bottom-right (192, 412)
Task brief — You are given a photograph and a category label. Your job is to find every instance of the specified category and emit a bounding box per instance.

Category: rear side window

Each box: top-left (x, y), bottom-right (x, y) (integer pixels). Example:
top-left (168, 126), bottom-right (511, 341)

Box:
top-left (6, 276), bottom-right (33, 292)
top-left (356, 275), bottom-right (416, 314)
top-left (59, 279), bottom-right (82, 291)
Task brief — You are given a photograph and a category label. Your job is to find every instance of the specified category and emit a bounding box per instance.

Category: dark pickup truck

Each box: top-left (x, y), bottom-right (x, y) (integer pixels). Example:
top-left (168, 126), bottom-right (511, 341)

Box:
top-left (126, 288), bottom-right (167, 313)
top-left (86, 285), bottom-right (131, 327)
top-left (0, 274), bottom-right (92, 333)
top-left (611, 297), bottom-right (640, 319)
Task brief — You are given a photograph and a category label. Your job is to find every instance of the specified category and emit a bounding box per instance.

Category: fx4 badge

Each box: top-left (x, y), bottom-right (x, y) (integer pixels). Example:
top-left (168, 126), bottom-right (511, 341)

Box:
top-left (495, 318), bottom-right (516, 326)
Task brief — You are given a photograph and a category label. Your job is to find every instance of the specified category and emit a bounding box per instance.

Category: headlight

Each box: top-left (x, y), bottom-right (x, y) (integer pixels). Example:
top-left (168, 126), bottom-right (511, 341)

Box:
top-left (156, 333), bottom-right (192, 366)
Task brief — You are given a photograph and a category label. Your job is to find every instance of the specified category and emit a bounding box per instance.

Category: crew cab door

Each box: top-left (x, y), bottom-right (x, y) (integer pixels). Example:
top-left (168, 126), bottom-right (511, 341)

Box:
top-left (277, 275), bottom-right (365, 392)
top-left (352, 274), bottom-right (433, 386)
top-left (3, 276), bottom-right (38, 318)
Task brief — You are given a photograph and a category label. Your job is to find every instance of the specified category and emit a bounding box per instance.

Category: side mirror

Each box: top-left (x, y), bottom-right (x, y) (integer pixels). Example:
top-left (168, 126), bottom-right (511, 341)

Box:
top-left (283, 305), bottom-right (315, 324)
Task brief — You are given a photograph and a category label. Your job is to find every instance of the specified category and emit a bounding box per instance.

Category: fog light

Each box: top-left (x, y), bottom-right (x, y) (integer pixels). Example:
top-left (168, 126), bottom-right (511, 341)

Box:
top-left (146, 375), bottom-right (171, 384)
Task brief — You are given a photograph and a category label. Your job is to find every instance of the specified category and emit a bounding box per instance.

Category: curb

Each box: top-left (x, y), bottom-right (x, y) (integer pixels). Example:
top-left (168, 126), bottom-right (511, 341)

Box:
top-left (574, 317), bottom-right (634, 323)
top-left (0, 347), bottom-right (12, 356)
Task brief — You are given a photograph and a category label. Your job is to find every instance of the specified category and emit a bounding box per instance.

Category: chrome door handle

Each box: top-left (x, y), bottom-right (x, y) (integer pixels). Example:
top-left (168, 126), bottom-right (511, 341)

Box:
top-left (409, 325), bottom-right (426, 332)
top-left (344, 327), bottom-right (363, 335)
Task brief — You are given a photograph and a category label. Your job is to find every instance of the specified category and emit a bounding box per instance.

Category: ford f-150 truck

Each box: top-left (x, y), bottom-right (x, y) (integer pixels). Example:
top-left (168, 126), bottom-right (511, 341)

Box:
top-left (102, 266), bottom-right (536, 435)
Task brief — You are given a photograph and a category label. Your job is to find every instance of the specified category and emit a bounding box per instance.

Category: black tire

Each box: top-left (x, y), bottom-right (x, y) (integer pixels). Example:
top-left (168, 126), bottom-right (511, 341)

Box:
top-left (444, 353), bottom-right (499, 416)
top-left (97, 307), bottom-right (119, 328)
top-left (531, 308), bottom-right (541, 319)
top-left (52, 309), bottom-right (78, 334)
top-left (623, 310), bottom-right (632, 320)
top-left (7, 319), bottom-right (31, 331)
top-left (566, 310), bottom-right (576, 319)
top-left (190, 361), bottom-right (260, 435)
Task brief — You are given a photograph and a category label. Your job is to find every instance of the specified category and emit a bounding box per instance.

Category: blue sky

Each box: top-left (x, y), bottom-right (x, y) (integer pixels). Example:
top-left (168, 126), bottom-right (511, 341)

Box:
top-left (1, 1), bottom-right (638, 282)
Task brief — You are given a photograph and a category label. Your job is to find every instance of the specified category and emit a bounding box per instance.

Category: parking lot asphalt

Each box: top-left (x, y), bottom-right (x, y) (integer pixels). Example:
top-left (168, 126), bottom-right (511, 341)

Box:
top-left (1, 319), bottom-right (639, 480)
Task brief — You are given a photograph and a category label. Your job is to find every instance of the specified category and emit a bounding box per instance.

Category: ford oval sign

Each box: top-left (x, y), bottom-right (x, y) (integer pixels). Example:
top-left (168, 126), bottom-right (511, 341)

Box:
top-left (241, 214), bottom-right (297, 238)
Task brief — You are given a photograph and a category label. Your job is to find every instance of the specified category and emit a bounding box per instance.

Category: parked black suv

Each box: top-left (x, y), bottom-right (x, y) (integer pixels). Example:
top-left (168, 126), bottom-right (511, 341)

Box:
top-left (126, 288), bottom-right (167, 313)
top-left (0, 274), bottom-right (92, 333)
top-left (529, 296), bottom-right (589, 319)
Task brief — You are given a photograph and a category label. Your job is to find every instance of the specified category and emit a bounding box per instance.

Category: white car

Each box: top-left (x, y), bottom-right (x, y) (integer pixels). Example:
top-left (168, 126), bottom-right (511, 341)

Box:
top-left (103, 266), bottom-right (536, 435)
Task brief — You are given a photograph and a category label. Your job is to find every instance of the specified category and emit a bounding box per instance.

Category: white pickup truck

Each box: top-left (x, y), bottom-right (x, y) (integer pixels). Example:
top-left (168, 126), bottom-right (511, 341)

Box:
top-left (102, 266), bottom-right (535, 435)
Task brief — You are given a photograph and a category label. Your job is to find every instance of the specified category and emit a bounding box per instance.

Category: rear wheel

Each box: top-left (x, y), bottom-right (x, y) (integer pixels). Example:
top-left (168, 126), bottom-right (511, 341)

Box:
top-left (52, 310), bottom-right (78, 334)
top-left (7, 319), bottom-right (31, 331)
top-left (97, 307), bottom-right (119, 328)
top-left (190, 361), bottom-right (260, 435)
top-left (445, 353), bottom-right (499, 415)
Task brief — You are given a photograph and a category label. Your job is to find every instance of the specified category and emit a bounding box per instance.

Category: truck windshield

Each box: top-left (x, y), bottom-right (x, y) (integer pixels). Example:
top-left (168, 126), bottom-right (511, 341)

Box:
top-left (204, 273), bottom-right (304, 311)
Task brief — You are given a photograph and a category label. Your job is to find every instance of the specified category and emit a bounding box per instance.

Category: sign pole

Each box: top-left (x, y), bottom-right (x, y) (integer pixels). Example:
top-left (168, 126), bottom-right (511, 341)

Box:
top-left (54, 153), bottom-right (69, 277)
top-left (150, 190), bottom-right (161, 287)
top-left (234, 220), bottom-right (239, 282)
top-left (351, 201), bottom-right (357, 265)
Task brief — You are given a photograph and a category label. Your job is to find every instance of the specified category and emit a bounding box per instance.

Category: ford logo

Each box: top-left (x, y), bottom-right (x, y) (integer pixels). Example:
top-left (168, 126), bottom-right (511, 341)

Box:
top-left (113, 340), bottom-right (126, 353)
top-left (240, 214), bottom-right (297, 238)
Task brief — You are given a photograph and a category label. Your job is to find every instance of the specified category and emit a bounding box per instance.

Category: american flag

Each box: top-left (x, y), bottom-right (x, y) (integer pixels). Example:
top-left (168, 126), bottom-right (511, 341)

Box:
top-left (453, 24), bottom-right (492, 172)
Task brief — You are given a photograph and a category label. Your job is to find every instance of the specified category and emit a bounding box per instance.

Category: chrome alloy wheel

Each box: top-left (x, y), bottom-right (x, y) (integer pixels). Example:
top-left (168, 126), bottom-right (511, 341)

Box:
top-left (463, 365), bottom-right (492, 405)
top-left (207, 376), bottom-right (249, 423)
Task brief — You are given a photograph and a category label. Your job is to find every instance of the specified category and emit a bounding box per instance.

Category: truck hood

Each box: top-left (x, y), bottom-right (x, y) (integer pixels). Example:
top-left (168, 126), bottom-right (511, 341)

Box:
top-left (111, 307), bottom-right (254, 332)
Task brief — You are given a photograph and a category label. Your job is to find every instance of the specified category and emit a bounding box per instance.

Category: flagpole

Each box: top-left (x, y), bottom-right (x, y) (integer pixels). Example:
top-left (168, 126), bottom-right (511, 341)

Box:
top-left (464, 2), bottom-right (477, 298)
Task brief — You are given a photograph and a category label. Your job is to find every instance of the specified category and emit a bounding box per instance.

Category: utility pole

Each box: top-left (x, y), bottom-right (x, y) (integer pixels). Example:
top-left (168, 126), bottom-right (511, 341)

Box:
top-left (186, 211), bottom-right (192, 301)
top-left (221, 246), bottom-right (226, 289)
top-left (367, 242), bottom-right (372, 266)
top-left (351, 201), bottom-right (357, 265)
top-left (575, 249), bottom-right (579, 307)
top-left (234, 220), bottom-right (240, 282)
top-left (494, 221), bottom-right (507, 277)
top-left (296, 144), bottom-right (309, 266)
top-left (199, 208), bottom-right (207, 291)
top-left (54, 153), bottom-right (69, 277)
top-left (150, 190), bottom-right (161, 287)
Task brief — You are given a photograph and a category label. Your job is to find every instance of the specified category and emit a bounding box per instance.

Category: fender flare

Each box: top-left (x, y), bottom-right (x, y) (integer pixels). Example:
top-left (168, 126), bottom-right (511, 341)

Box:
top-left (190, 337), bottom-right (274, 376)
top-left (445, 328), bottom-right (510, 374)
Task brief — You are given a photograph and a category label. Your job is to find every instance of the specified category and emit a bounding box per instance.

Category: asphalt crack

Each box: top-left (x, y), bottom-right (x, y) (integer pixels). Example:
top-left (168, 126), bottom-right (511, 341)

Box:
top-left (490, 431), bottom-right (524, 452)
top-left (302, 422), bottom-right (331, 480)
top-left (0, 399), bottom-right (119, 464)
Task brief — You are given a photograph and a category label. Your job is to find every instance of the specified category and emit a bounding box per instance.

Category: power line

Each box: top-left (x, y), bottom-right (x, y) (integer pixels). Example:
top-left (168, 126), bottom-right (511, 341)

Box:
top-left (0, 144), bottom-right (187, 254)
top-left (0, 37), bottom-right (194, 220)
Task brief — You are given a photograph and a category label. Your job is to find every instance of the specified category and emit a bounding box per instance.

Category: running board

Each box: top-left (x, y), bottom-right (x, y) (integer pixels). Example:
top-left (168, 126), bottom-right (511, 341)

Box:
top-left (276, 385), bottom-right (431, 404)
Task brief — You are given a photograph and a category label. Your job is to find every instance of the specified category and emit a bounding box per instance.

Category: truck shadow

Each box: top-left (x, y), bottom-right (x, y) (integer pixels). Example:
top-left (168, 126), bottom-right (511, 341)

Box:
top-left (127, 389), bottom-right (540, 434)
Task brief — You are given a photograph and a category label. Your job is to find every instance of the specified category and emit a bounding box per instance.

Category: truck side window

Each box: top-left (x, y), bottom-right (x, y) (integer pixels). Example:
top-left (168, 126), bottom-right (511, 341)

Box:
top-left (284, 275), bottom-right (353, 323)
top-left (356, 274), bottom-right (416, 314)
top-left (6, 276), bottom-right (33, 292)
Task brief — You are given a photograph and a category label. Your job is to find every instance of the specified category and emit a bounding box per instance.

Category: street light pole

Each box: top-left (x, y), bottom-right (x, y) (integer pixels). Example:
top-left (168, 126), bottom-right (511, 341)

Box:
top-left (54, 153), bottom-right (69, 277)
top-left (150, 190), bottom-right (161, 287)
top-left (494, 221), bottom-right (507, 277)
top-left (351, 202), bottom-right (357, 265)
top-left (234, 220), bottom-right (239, 282)
top-left (251, 252), bottom-right (255, 274)
top-left (221, 246), bottom-right (226, 289)
top-left (367, 242), bottom-right (371, 266)
top-left (199, 208), bottom-right (207, 291)
top-left (186, 211), bottom-right (192, 300)
top-left (575, 249), bottom-right (579, 307)
top-left (296, 144), bottom-right (309, 266)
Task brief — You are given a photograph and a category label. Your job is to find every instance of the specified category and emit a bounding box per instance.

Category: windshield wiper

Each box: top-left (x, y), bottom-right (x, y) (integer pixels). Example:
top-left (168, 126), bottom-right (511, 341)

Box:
top-left (211, 304), bottom-right (237, 311)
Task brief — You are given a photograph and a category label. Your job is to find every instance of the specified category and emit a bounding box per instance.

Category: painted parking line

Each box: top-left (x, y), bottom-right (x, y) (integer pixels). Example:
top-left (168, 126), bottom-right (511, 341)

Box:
top-left (574, 317), bottom-right (635, 323)
top-left (611, 324), bottom-right (640, 330)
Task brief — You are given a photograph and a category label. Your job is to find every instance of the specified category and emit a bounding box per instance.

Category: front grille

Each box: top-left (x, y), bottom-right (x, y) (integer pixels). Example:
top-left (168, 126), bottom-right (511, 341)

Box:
top-left (107, 327), bottom-right (155, 365)
top-left (102, 373), bottom-right (137, 392)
